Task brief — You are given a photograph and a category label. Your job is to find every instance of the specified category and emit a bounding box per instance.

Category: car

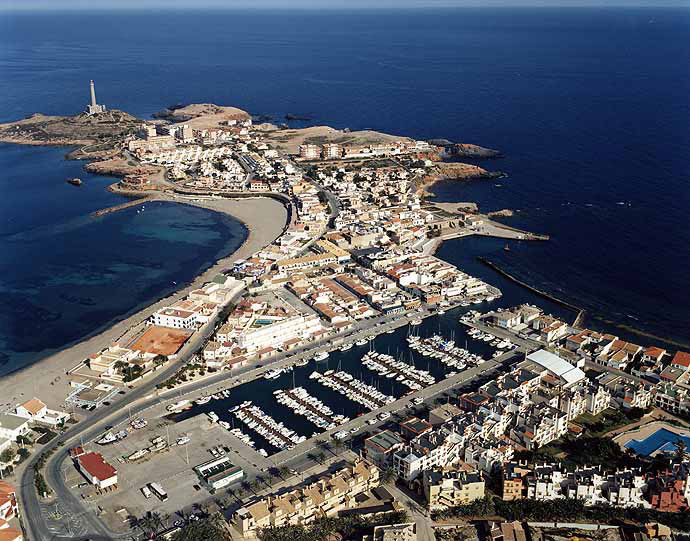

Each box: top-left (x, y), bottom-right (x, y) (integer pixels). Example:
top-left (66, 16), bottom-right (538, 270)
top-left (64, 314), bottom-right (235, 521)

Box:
top-left (367, 418), bottom-right (378, 425)
top-left (88, 406), bottom-right (96, 411)
top-left (103, 402), bottom-right (111, 406)
top-left (378, 412), bottom-right (391, 421)
top-left (118, 390), bottom-right (126, 395)
top-left (350, 426), bottom-right (359, 434)
top-left (193, 484), bottom-right (201, 491)
top-left (173, 520), bottom-right (184, 527)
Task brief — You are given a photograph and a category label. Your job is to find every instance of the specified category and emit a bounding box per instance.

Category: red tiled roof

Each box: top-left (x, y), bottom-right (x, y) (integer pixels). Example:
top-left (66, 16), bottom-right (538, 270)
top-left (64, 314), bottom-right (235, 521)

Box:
top-left (673, 351), bottom-right (690, 368)
top-left (77, 452), bottom-right (117, 482)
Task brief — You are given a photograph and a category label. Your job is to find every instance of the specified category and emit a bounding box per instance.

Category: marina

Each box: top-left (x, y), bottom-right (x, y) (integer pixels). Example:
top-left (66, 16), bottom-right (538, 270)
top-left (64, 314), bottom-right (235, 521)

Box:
top-left (310, 370), bottom-right (396, 411)
top-left (232, 401), bottom-right (306, 450)
top-left (407, 334), bottom-right (486, 369)
top-left (360, 351), bottom-right (435, 391)
top-left (274, 387), bottom-right (349, 431)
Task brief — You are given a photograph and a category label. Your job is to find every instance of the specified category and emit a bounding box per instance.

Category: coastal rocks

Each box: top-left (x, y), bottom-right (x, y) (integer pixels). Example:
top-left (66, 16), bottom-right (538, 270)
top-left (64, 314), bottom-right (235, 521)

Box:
top-left (285, 113), bottom-right (312, 121)
top-left (85, 156), bottom-right (163, 182)
top-left (456, 202), bottom-right (480, 212)
top-left (0, 110), bottom-right (139, 147)
top-left (451, 143), bottom-right (503, 159)
top-left (488, 209), bottom-right (514, 218)
top-left (427, 140), bottom-right (503, 159)
top-left (431, 162), bottom-right (504, 181)
top-left (152, 103), bottom-right (250, 130)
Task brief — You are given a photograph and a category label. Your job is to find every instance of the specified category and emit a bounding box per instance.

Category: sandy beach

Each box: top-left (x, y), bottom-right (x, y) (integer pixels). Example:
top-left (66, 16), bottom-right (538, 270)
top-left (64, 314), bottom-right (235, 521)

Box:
top-left (0, 195), bottom-right (287, 412)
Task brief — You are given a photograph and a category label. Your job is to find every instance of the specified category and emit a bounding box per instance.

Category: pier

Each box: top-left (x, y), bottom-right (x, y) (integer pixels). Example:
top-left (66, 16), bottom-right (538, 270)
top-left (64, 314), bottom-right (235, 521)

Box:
top-left (90, 196), bottom-right (156, 217)
top-left (311, 371), bottom-right (395, 410)
top-left (275, 387), bottom-right (344, 429)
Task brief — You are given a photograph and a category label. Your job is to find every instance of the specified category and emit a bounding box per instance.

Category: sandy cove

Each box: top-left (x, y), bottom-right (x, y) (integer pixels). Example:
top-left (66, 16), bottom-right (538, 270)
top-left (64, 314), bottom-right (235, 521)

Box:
top-left (0, 196), bottom-right (287, 412)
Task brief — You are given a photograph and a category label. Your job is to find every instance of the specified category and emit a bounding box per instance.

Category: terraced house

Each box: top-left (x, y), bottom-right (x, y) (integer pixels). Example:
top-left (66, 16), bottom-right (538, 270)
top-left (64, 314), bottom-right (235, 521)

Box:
top-left (234, 460), bottom-right (380, 537)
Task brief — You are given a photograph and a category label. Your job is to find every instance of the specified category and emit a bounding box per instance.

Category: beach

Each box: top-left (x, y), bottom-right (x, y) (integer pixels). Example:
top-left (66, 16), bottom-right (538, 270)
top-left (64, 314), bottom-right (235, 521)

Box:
top-left (0, 195), bottom-right (287, 412)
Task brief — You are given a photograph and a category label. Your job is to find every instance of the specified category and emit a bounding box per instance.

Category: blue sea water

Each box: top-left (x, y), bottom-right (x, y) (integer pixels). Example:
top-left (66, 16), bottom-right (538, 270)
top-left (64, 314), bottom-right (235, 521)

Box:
top-left (0, 143), bottom-right (247, 375)
top-left (0, 7), bottom-right (689, 373)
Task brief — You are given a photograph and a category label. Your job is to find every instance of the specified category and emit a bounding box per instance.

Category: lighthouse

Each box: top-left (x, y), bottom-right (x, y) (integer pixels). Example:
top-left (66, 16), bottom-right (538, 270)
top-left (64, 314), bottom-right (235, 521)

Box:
top-left (86, 80), bottom-right (106, 115)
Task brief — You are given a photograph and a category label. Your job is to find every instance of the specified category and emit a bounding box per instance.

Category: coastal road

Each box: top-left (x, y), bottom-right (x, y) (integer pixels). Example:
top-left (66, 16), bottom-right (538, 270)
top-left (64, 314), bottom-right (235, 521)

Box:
top-left (19, 303), bottom-right (413, 539)
top-left (22, 300), bottom-right (489, 540)
top-left (20, 288), bottom-right (249, 541)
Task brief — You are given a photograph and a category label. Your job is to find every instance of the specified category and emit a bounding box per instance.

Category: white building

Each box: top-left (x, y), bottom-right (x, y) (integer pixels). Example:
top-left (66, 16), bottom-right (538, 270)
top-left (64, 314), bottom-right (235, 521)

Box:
top-left (0, 414), bottom-right (30, 443)
top-left (15, 398), bottom-right (70, 427)
top-left (237, 314), bottom-right (322, 352)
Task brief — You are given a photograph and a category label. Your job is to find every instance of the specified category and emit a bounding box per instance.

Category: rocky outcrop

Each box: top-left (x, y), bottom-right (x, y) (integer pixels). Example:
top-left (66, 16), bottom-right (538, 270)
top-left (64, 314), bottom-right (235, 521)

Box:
top-left (450, 143), bottom-right (503, 159)
top-left (488, 209), bottom-right (514, 218)
top-left (0, 110), bottom-right (139, 147)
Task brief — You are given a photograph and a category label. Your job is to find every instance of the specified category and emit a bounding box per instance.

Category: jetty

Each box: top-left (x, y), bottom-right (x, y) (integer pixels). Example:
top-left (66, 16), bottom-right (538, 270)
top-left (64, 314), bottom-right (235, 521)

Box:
top-left (91, 196), bottom-right (156, 218)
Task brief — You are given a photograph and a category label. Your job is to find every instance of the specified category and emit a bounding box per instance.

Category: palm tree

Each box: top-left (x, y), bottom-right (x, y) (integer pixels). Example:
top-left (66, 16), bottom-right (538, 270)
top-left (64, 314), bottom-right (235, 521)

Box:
top-left (315, 452), bottom-right (326, 464)
top-left (278, 466), bottom-right (291, 480)
top-left (150, 511), bottom-right (164, 534)
top-left (249, 479), bottom-right (261, 493)
top-left (675, 439), bottom-right (688, 462)
top-left (318, 440), bottom-right (332, 455)
top-left (380, 468), bottom-right (396, 484)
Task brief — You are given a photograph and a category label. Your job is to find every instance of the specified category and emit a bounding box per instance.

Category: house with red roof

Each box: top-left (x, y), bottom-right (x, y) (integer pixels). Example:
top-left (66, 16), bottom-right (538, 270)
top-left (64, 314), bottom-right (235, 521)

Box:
top-left (72, 449), bottom-right (118, 490)
top-left (671, 351), bottom-right (690, 370)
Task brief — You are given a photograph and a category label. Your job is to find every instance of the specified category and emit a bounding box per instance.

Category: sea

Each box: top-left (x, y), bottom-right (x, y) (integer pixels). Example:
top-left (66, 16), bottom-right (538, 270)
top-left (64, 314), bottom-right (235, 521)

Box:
top-left (0, 7), bottom-right (689, 375)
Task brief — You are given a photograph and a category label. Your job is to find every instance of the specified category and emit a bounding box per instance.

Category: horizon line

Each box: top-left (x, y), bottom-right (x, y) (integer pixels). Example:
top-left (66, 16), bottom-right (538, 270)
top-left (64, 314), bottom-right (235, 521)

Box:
top-left (2, 3), bottom-right (690, 11)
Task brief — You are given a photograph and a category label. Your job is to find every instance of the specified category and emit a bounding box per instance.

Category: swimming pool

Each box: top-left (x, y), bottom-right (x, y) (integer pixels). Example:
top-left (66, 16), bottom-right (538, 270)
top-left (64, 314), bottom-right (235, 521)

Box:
top-left (625, 428), bottom-right (690, 457)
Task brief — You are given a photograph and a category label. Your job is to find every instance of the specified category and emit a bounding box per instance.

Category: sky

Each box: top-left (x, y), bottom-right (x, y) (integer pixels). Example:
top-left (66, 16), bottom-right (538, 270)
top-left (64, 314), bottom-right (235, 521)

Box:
top-left (1, 0), bottom-right (688, 9)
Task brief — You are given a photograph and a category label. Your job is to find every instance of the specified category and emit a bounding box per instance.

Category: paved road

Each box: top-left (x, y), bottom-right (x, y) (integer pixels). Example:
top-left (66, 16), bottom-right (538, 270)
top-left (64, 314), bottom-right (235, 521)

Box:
top-left (20, 288), bottom-right (247, 541)
top-left (385, 483), bottom-right (436, 541)
top-left (19, 301), bottom-right (424, 540)
top-left (21, 298), bottom-right (496, 539)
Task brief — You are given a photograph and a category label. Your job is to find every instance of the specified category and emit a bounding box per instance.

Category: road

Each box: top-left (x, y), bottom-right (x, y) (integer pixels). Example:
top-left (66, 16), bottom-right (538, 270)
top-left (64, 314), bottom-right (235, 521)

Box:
top-left (22, 303), bottom-right (515, 540)
top-left (20, 288), bottom-right (247, 541)
top-left (19, 299), bottom-right (417, 539)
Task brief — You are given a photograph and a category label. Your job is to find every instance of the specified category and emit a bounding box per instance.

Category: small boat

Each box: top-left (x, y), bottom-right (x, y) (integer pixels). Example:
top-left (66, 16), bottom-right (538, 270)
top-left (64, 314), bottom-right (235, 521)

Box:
top-left (66, 177), bottom-right (82, 186)
top-left (96, 432), bottom-right (118, 445)
top-left (410, 318), bottom-right (422, 326)
top-left (176, 436), bottom-right (190, 446)
top-left (314, 351), bottom-right (329, 362)
top-left (355, 338), bottom-right (368, 346)
top-left (295, 358), bottom-right (309, 367)
top-left (339, 343), bottom-right (353, 352)
top-left (195, 396), bottom-right (212, 405)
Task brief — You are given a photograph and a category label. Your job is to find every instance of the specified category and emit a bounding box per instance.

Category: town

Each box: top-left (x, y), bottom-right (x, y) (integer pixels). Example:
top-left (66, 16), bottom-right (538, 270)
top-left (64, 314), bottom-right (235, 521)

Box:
top-left (2, 87), bottom-right (690, 541)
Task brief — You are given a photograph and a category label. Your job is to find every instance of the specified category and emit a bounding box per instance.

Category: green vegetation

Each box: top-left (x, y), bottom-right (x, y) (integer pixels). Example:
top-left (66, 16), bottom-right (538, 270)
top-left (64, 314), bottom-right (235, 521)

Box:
top-left (514, 408), bottom-right (654, 470)
top-left (575, 407), bottom-right (647, 437)
top-left (432, 496), bottom-right (690, 531)
top-left (172, 513), bottom-right (232, 541)
top-left (34, 471), bottom-right (51, 497)
top-left (257, 510), bottom-right (408, 541)
top-left (0, 448), bottom-right (16, 464)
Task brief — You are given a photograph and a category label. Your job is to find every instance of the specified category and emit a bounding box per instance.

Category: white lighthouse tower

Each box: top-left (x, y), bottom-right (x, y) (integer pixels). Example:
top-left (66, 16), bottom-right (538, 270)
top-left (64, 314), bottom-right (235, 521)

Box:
top-left (86, 80), bottom-right (106, 115)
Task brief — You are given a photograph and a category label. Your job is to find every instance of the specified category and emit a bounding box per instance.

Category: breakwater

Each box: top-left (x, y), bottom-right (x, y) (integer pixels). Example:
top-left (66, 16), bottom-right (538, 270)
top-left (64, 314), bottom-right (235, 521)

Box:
top-left (477, 256), bottom-right (580, 314)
